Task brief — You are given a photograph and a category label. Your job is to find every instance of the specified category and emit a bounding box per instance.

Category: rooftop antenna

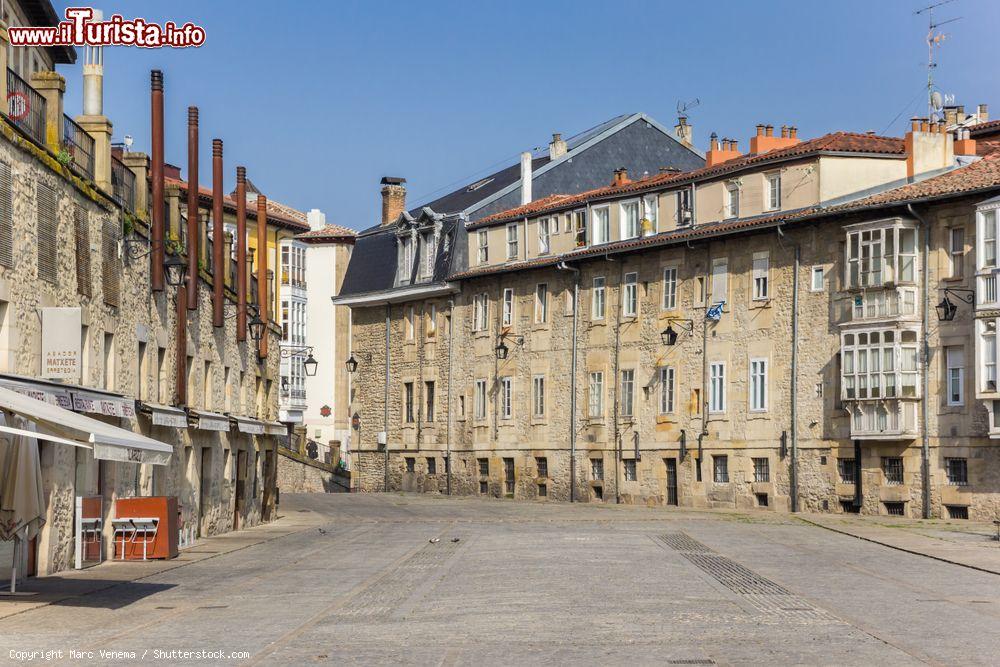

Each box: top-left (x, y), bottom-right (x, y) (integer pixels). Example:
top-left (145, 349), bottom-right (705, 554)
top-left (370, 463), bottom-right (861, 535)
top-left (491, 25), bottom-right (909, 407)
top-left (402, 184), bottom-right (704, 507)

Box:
top-left (676, 98), bottom-right (700, 120)
top-left (915, 0), bottom-right (961, 121)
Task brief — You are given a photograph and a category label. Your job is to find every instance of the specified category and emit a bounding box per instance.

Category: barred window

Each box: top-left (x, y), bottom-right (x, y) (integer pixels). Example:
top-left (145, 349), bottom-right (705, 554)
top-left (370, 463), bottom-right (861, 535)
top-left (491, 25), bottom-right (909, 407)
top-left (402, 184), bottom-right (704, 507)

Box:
top-left (752, 457), bottom-right (770, 482)
top-left (74, 205), bottom-right (91, 296)
top-left (0, 162), bottom-right (12, 267)
top-left (37, 182), bottom-right (58, 283)
top-left (882, 457), bottom-right (903, 485)
top-left (102, 217), bottom-right (121, 306)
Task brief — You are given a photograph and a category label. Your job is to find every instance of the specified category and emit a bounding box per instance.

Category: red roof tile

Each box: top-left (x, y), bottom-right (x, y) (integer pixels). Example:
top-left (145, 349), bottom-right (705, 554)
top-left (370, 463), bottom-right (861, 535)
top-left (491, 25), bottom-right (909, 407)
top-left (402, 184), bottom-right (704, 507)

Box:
top-left (296, 224), bottom-right (356, 243)
top-left (969, 119), bottom-right (1000, 138)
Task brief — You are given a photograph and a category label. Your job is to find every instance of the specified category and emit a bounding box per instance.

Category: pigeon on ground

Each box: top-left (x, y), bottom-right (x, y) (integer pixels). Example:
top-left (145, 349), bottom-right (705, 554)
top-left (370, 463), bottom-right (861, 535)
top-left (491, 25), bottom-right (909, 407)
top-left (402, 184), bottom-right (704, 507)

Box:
top-left (451, 538), bottom-right (460, 543)
top-left (318, 528), bottom-right (327, 535)
top-left (429, 538), bottom-right (440, 543)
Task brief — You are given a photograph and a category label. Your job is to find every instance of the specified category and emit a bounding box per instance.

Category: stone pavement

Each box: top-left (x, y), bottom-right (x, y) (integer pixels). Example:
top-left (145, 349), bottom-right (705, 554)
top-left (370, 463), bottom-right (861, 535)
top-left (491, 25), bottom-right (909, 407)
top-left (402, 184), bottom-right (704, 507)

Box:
top-left (0, 494), bottom-right (998, 666)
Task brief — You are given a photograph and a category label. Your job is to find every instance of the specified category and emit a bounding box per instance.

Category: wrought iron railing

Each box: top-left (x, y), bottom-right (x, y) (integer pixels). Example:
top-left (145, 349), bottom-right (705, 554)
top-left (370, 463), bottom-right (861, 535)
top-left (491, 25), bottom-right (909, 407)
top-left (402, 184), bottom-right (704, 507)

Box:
top-left (63, 114), bottom-right (95, 180)
top-left (6, 68), bottom-right (46, 145)
top-left (111, 156), bottom-right (135, 212)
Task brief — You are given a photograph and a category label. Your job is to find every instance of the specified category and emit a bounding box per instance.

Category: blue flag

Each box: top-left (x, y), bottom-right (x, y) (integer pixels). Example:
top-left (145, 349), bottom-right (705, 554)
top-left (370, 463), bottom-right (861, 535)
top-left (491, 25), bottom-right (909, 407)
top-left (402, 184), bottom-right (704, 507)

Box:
top-left (706, 301), bottom-right (725, 321)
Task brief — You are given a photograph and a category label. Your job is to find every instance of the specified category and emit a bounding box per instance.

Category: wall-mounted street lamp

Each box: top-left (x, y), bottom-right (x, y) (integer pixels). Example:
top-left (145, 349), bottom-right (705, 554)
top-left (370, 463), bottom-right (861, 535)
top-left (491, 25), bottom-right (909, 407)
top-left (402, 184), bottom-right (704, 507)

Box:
top-left (248, 309), bottom-right (266, 343)
top-left (660, 318), bottom-right (694, 346)
top-left (345, 352), bottom-right (372, 374)
top-left (163, 253), bottom-right (187, 287)
top-left (280, 345), bottom-right (318, 376)
top-left (495, 331), bottom-right (525, 360)
top-left (935, 288), bottom-right (975, 322)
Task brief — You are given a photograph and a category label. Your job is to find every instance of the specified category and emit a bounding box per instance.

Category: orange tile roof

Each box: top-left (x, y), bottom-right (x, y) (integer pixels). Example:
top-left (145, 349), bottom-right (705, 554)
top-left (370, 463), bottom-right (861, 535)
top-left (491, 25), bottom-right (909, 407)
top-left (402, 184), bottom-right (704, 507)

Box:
top-left (296, 224), bottom-right (356, 243)
top-left (969, 119), bottom-right (1000, 138)
top-left (471, 132), bottom-right (906, 228)
top-left (166, 177), bottom-right (310, 232)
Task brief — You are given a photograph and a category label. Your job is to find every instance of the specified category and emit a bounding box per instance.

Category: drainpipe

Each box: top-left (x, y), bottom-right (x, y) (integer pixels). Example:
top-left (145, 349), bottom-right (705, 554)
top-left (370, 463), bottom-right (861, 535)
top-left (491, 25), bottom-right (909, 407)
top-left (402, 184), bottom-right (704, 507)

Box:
top-left (612, 261), bottom-right (624, 504)
top-left (235, 167), bottom-right (247, 340)
top-left (790, 240), bottom-right (800, 512)
top-left (446, 298), bottom-right (455, 495)
top-left (557, 261), bottom-right (580, 501)
top-left (700, 242), bottom-right (710, 475)
top-left (907, 203), bottom-right (932, 519)
top-left (186, 107), bottom-right (199, 307)
top-left (150, 70), bottom-right (165, 291)
top-left (212, 139), bottom-right (224, 327)
top-left (384, 303), bottom-right (390, 493)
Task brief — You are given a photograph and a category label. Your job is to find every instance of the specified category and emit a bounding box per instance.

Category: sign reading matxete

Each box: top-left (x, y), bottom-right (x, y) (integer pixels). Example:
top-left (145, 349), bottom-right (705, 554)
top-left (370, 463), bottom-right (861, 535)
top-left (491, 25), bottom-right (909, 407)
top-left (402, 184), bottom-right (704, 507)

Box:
top-left (41, 307), bottom-right (82, 382)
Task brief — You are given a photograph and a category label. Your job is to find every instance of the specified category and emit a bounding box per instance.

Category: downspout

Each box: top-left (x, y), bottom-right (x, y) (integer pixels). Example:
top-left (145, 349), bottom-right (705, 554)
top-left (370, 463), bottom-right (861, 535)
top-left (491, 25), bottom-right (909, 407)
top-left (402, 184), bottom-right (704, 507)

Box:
top-left (446, 299), bottom-right (455, 495)
top-left (557, 261), bottom-right (579, 501)
top-left (613, 260), bottom-right (624, 503)
top-left (790, 240), bottom-right (800, 512)
top-left (700, 241), bottom-right (710, 474)
top-left (384, 302), bottom-right (391, 493)
top-left (907, 203), bottom-right (932, 519)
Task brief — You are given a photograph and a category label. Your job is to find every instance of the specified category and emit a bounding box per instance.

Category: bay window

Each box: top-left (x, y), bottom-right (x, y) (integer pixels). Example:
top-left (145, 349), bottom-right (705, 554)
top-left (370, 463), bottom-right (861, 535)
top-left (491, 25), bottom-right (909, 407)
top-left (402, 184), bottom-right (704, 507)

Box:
top-left (977, 205), bottom-right (1000, 306)
top-left (841, 328), bottom-right (920, 400)
top-left (980, 318), bottom-right (998, 392)
top-left (845, 222), bottom-right (918, 289)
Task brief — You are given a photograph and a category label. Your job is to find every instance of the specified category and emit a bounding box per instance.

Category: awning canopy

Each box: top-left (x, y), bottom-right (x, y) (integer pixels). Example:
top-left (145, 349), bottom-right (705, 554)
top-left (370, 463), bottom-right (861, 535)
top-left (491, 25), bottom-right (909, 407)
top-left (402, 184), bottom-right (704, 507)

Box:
top-left (264, 421), bottom-right (287, 436)
top-left (140, 402), bottom-right (188, 428)
top-left (190, 410), bottom-right (230, 432)
top-left (0, 386), bottom-right (172, 466)
top-left (233, 416), bottom-right (265, 435)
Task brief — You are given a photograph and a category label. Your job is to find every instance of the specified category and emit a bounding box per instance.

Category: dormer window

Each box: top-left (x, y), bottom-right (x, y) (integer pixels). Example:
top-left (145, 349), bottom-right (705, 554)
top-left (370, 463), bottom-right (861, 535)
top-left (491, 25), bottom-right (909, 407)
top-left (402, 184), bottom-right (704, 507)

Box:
top-left (398, 235), bottom-right (413, 284)
top-left (725, 182), bottom-right (740, 219)
top-left (422, 232), bottom-right (437, 279)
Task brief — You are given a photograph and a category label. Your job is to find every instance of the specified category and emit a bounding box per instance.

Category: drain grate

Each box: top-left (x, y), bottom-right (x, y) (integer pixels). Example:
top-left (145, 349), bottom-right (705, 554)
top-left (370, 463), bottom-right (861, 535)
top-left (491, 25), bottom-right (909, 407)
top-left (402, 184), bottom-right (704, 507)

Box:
top-left (667, 660), bottom-right (715, 665)
top-left (682, 553), bottom-right (791, 596)
top-left (657, 533), bottom-right (715, 553)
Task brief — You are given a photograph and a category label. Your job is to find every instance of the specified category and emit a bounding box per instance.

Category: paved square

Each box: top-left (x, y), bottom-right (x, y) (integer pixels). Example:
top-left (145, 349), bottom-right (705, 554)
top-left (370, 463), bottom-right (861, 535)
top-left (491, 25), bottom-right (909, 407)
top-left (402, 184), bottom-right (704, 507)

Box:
top-left (1, 494), bottom-right (998, 665)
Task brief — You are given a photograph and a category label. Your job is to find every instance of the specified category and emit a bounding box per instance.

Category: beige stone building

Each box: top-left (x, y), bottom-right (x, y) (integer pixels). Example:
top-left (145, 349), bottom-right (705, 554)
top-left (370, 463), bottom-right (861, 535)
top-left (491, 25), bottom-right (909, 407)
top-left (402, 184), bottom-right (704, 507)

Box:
top-left (0, 15), bottom-right (292, 580)
top-left (345, 117), bottom-right (1000, 521)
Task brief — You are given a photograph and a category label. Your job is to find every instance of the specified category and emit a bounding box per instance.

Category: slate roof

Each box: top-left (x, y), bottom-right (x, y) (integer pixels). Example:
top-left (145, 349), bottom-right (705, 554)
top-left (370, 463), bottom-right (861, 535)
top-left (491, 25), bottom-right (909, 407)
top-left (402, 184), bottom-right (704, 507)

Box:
top-left (452, 148), bottom-right (1000, 282)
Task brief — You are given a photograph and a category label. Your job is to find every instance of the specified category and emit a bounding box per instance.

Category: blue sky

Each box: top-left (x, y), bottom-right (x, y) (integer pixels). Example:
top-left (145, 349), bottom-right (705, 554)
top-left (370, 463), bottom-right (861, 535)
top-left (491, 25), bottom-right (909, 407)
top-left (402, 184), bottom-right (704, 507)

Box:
top-left (54, 0), bottom-right (1000, 230)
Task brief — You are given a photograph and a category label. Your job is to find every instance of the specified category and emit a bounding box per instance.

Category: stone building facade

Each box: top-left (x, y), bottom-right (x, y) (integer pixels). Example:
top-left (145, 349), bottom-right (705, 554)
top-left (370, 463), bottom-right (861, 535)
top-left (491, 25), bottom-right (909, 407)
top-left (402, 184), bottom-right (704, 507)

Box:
top-left (346, 119), bottom-right (1000, 521)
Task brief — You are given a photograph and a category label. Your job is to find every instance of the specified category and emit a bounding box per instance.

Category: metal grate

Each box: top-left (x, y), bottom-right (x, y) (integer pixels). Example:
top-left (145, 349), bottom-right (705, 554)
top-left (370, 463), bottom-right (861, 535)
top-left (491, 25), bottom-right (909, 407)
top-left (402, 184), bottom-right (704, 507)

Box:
top-left (36, 182), bottom-right (58, 283)
top-left (102, 217), bottom-right (120, 307)
top-left (658, 532), bottom-right (714, 553)
top-left (7, 68), bottom-right (46, 145)
top-left (0, 161), bottom-right (12, 267)
top-left (74, 205), bottom-right (91, 296)
top-left (683, 553), bottom-right (792, 596)
top-left (63, 114), bottom-right (95, 180)
top-left (111, 156), bottom-right (135, 212)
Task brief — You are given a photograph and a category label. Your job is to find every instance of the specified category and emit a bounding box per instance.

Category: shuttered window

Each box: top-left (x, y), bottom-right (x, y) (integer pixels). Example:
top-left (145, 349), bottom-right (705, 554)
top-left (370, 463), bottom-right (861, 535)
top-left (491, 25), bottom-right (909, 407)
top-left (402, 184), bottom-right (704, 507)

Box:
top-left (74, 205), bottom-right (91, 296)
top-left (102, 217), bottom-right (120, 306)
top-left (36, 182), bottom-right (58, 283)
top-left (0, 162), bottom-right (12, 267)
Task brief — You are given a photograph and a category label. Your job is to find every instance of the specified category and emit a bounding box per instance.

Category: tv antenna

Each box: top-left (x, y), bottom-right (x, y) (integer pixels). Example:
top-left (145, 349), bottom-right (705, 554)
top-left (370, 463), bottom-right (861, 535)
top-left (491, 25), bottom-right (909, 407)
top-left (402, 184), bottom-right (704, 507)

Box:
top-left (915, 0), bottom-right (961, 121)
top-left (676, 98), bottom-right (700, 120)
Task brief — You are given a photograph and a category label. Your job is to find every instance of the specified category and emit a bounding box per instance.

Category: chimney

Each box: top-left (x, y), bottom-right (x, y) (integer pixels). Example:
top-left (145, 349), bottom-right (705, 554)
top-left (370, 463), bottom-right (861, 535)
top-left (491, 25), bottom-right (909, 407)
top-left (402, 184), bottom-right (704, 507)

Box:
top-left (705, 133), bottom-right (743, 167)
top-left (905, 117), bottom-right (954, 179)
top-left (163, 163), bottom-right (182, 180)
top-left (611, 168), bottom-right (631, 187)
top-left (150, 69), bottom-right (165, 291)
top-left (954, 128), bottom-right (977, 156)
top-left (81, 9), bottom-right (103, 116)
top-left (380, 177), bottom-right (406, 226)
top-left (186, 107), bottom-right (199, 307)
top-left (549, 133), bottom-right (567, 160)
top-left (235, 166), bottom-right (247, 340)
top-left (750, 122), bottom-right (801, 155)
top-left (212, 139), bottom-right (224, 328)
top-left (307, 208), bottom-right (327, 231)
top-left (256, 195), bottom-right (269, 359)
top-left (520, 151), bottom-right (532, 205)
top-left (979, 103), bottom-right (989, 122)
top-left (674, 116), bottom-right (693, 147)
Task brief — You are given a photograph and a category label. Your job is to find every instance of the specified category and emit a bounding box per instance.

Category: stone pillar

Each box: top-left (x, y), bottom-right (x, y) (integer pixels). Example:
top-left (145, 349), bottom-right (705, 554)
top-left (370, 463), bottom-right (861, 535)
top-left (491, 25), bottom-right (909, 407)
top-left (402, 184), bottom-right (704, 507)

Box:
top-left (223, 231), bottom-right (234, 289)
top-left (30, 71), bottom-right (66, 153)
top-left (121, 152), bottom-right (150, 220)
top-left (0, 21), bottom-right (9, 103)
top-left (75, 115), bottom-right (113, 192)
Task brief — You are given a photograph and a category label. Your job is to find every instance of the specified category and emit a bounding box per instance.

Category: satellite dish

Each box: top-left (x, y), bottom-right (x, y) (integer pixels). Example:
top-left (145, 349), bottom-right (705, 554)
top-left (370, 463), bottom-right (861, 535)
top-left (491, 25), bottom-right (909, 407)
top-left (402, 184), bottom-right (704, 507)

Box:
top-left (931, 91), bottom-right (943, 111)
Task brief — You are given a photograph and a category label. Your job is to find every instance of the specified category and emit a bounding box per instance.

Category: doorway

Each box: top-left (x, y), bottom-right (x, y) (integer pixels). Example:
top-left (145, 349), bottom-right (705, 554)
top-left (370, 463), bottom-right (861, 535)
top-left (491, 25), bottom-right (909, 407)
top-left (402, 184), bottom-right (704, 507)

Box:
top-left (665, 458), bottom-right (678, 506)
top-left (198, 447), bottom-right (212, 537)
top-left (234, 450), bottom-right (247, 530)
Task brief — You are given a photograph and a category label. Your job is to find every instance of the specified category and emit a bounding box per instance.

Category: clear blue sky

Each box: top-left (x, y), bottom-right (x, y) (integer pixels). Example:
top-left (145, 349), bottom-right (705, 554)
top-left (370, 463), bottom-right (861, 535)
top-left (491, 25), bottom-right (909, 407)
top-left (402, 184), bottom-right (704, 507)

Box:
top-left (55, 0), bottom-right (1000, 230)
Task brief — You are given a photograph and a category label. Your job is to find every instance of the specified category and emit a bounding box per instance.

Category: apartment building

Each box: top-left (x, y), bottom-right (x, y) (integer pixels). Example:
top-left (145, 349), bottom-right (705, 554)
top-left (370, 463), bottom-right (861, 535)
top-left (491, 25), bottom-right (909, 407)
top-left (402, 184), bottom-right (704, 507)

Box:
top-left (346, 114), bottom-right (1000, 520)
top-left (0, 19), bottom-right (288, 579)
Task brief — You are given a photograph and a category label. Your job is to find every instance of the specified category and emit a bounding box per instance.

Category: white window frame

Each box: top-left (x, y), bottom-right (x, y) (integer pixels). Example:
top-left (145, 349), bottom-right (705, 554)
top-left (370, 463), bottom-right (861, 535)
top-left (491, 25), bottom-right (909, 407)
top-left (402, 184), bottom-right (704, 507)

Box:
top-left (659, 366), bottom-right (675, 414)
top-left (752, 251), bottom-right (769, 301)
top-left (709, 361), bottom-right (726, 413)
top-left (500, 376), bottom-right (513, 420)
top-left (588, 371), bottom-right (604, 418)
top-left (535, 283), bottom-right (548, 324)
top-left (845, 221), bottom-right (918, 289)
top-left (725, 182), bottom-right (740, 219)
top-left (765, 171), bottom-right (781, 211)
top-left (948, 226), bottom-right (964, 279)
top-left (976, 205), bottom-right (1000, 307)
top-left (661, 266), bottom-right (677, 311)
top-left (506, 223), bottom-right (519, 260)
top-left (538, 217), bottom-right (551, 255)
top-left (620, 369), bottom-right (635, 418)
top-left (811, 266), bottom-right (825, 292)
top-left (501, 288), bottom-right (514, 328)
top-left (749, 358), bottom-right (768, 412)
top-left (642, 195), bottom-right (658, 235)
top-left (979, 318), bottom-right (998, 392)
top-left (840, 328), bottom-right (921, 400)
top-left (477, 230), bottom-right (488, 265)
top-left (711, 257), bottom-right (728, 304)
top-left (405, 305), bottom-right (415, 340)
top-left (592, 276), bottom-right (606, 321)
top-left (620, 200), bottom-right (640, 240)
top-left (474, 379), bottom-right (487, 420)
top-left (945, 346), bottom-right (964, 407)
top-left (622, 272), bottom-right (638, 318)
top-left (473, 293), bottom-right (489, 332)
top-left (399, 235), bottom-right (413, 283)
top-left (591, 205), bottom-right (610, 245)
top-left (532, 375), bottom-right (545, 418)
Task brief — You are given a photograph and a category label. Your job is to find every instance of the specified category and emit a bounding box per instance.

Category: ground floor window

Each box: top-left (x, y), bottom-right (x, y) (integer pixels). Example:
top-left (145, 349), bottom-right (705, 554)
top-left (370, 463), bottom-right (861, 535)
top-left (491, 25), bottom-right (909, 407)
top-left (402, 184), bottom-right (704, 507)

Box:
top-left (882, 457), bottom-right (903, 485)
top-left (713, 455), bottom-right (729, 483)
top-left (503, 457), bottom-right (515, 495)
top-left (591, 458), bottom-right (604, 481)
top-left (883, 501), bottom-right (905, 516)
top-left (426, 457), bottom-right (437, 475)
top-left (838, 458), bottom-right (856, 484)
top-left (752, 457), bottom-right (769, 483)
top-left (405, 457), bottom-right (415, 473)
top-left (946, 505), bottom-right (969, 520)
top-left (478, 458), bottom-right (489, 476)
top-left (624, 459), bottom-right (637, 482)
top-left (945, 457), bottom-right (968, 486)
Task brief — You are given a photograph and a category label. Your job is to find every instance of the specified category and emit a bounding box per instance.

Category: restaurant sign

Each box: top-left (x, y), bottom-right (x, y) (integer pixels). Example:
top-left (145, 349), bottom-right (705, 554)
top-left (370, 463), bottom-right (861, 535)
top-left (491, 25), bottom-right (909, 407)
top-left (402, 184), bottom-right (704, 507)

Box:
top-left (41, 308), bottom-right (81, 382)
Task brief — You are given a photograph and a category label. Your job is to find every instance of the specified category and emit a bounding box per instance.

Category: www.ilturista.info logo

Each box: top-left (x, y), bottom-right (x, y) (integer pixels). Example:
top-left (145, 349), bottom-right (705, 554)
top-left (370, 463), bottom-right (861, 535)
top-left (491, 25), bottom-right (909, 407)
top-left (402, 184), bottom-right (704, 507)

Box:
top-left (7, 7), bottom-right (205, 48)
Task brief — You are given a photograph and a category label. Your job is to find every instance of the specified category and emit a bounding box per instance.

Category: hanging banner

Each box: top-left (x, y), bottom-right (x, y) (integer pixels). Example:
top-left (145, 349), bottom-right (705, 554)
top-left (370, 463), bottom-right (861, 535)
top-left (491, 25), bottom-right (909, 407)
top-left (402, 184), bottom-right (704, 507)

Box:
top-left (41, 308), bottom-right (82, 382)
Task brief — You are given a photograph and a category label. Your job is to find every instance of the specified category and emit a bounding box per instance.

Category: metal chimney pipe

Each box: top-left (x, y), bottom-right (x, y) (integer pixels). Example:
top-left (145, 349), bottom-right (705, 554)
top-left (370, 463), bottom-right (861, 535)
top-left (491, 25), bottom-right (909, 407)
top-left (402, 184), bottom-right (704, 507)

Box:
top-left (212, 139), bottom-right (224, 327)
top-left (235, 166), bottom-right (247, 341)
top-left (256, 195), bottom-right (269, 358)
top-left (186, 106), bottom-right (199, 307)
top-left (175, 273), bottom-right (187, 405)
top-left (150, 70), bottom-right (165, 291)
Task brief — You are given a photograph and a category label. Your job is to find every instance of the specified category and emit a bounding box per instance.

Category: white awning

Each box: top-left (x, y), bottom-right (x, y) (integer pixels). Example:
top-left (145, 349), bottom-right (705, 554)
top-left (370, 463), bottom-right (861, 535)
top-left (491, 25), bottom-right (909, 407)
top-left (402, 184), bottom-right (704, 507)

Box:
top-left (0, 378), bottom-right (73, 411)
top-left (190, 410), bottom-right (230, 432)
top-left (264, 421), bottom-right (287, 436)
top-left (141, 402), bottom-right (188, 428)
top-left (72, 390), bottom-right (136, 419)
top-left (233, 416), bottom-right (265, 435)
top-left (0, 386), bottom-right (172, 465)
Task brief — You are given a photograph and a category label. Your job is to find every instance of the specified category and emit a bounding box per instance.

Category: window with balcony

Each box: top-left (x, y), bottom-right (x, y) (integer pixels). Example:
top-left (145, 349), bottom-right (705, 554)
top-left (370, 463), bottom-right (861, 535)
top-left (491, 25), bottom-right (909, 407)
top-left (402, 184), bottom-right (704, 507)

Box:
top-left (845, 223), bottom-right (917, 289)
top-left (977, 205), bottom-right (1000, 305)
top-left (841, 329), bottom-right (919, 400)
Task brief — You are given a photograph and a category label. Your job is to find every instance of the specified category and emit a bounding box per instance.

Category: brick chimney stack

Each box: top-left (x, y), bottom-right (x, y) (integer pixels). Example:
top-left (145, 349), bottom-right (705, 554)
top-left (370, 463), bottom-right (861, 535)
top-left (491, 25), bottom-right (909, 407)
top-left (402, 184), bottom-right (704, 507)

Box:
top-left (380, 177), bottom-right (406, 226)
top-left (905, 117), bottom-right (954, 179)
top-left (705, 133), bottom-right (743, 167)
top-left (750, 122), bottom-right (801, 155)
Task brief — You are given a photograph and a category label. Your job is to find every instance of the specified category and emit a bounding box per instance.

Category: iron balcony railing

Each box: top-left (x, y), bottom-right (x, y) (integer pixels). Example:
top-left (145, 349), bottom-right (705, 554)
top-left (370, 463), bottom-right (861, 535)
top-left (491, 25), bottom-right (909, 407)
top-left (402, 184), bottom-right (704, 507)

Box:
top-left (63, 114), bottom-right (95, 180)
top-left (111, 155), bottom-right (135, 212)
top-left (6, 68), bottom-right (46, 145)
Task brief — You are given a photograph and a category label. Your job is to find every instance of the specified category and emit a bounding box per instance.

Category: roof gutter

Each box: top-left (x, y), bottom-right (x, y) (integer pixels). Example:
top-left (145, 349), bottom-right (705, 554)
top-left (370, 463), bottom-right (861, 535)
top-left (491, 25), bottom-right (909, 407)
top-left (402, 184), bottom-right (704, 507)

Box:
top-left (332, 282), bottom-right (460, 307)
